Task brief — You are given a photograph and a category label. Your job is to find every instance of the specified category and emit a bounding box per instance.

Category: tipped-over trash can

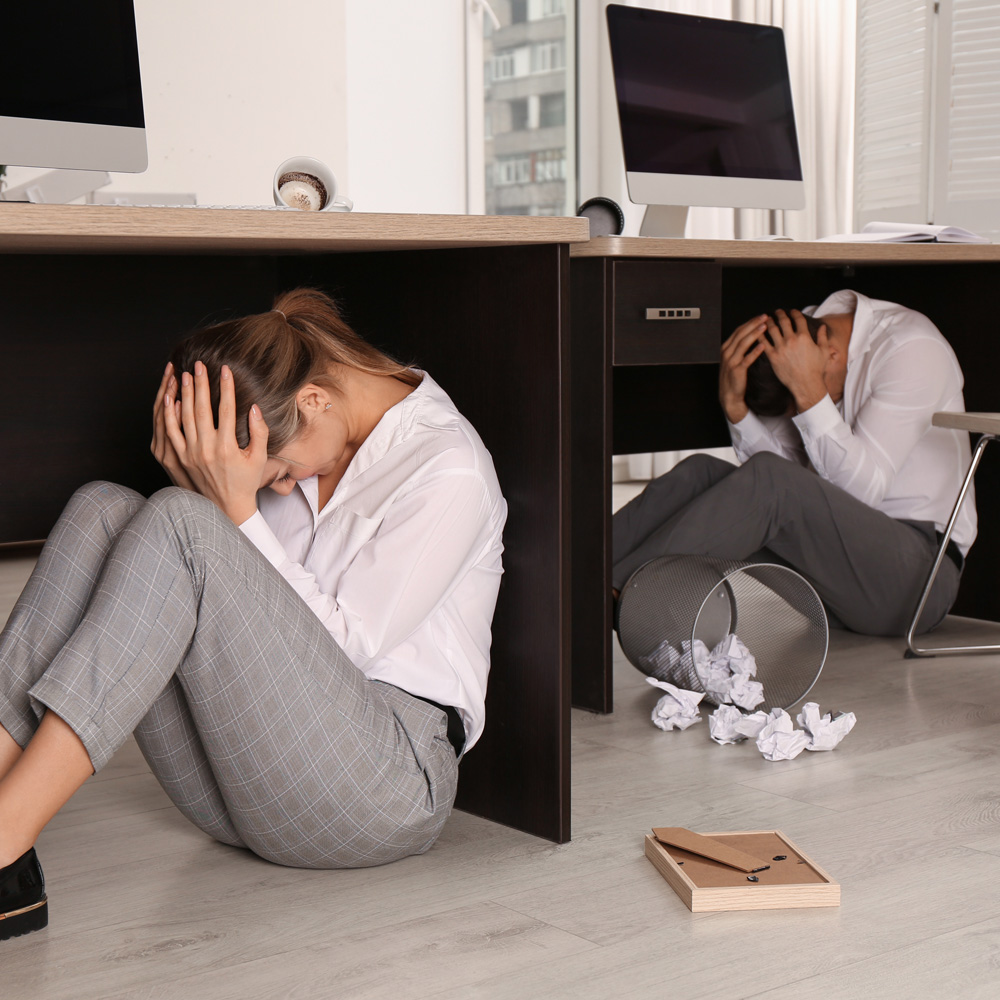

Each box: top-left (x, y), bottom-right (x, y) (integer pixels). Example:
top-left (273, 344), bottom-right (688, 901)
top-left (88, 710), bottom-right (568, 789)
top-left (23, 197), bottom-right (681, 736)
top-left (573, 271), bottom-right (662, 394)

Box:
top-left (617, 555), bottom-right (829, 710)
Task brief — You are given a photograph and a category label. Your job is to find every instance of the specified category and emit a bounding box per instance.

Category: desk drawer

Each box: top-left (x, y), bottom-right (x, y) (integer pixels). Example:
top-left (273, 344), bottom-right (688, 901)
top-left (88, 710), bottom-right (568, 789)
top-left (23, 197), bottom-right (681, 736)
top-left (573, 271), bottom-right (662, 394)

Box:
top-left (611, 260), bottom-right (722, 365)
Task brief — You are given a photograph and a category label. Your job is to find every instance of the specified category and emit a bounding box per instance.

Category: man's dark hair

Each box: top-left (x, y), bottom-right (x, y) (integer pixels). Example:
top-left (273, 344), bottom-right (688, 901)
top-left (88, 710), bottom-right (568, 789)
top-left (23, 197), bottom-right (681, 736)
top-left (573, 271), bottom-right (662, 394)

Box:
top-left (744, 311), bottom-right (827, 417)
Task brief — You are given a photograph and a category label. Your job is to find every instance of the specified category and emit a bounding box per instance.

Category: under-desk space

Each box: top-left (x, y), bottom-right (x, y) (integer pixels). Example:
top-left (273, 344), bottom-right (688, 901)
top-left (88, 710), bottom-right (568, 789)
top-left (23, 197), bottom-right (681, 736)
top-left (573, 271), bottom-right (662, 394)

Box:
top-left (570, 237), bottom-right (1000, 714)
top-left (0, 205), bottom-right (589, 844)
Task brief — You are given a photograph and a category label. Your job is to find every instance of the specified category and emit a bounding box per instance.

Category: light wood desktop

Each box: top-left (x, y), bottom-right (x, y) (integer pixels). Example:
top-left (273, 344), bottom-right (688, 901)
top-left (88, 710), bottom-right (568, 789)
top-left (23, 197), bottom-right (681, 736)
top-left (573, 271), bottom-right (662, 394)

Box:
top-left (0, 204), bottom-right (589, 844)
top-left (570, 235), bottom-right (1000, 714)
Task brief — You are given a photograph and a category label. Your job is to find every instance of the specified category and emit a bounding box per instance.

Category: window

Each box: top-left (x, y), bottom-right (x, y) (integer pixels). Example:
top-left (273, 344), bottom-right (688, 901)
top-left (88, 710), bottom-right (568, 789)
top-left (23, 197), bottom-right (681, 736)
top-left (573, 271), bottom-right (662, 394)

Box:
top-left (535, 150), bottom-right (567, 182)
top-left (508, 98), bottom-right (529, 132)
top-left (532, 41), bottom-right (565, 74)
top-left (495, 156), bottom-right (533, 186)
top-left (539, 92), bottom-right (565, 128)
top-left (855, 0), bottom-right (1000, 238)
top-left (474, 0), bottom-right (575, 216)
top-left (530, 0), bottom-right (566, 20)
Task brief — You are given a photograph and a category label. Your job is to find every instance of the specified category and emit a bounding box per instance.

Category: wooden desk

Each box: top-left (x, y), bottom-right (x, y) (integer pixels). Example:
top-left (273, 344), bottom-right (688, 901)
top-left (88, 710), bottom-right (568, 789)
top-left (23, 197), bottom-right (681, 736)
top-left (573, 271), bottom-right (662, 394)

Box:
top-left (0, 204), bottom-right (589, 843)
top-left (570, 236), bottom-right (1000, 714)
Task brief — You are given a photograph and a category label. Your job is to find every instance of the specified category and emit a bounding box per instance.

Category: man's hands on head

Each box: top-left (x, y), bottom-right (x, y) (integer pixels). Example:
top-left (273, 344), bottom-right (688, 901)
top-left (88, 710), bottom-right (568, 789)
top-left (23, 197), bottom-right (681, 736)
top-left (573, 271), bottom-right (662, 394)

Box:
top-left (763, 309), bottom-right (830, 414)
top-left (719, 314), bottom-right (768, 424)
top-left (150, 361), bottom-right (269, 525)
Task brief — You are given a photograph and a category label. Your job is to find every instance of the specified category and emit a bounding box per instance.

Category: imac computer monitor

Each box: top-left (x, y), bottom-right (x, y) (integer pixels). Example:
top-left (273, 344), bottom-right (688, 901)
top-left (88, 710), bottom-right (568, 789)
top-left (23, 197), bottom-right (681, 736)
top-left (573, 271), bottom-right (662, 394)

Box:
top-left (606, 4), bottom-right (804, 236)
top-left (0, 1), bottom-right (147, 173)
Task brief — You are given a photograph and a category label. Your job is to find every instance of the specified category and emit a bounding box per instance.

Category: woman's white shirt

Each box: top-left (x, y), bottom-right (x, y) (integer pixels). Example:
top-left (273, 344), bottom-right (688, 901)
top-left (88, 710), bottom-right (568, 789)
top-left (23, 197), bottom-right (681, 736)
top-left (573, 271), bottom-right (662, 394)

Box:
top-left (238, 372), bottom-right (507, 751)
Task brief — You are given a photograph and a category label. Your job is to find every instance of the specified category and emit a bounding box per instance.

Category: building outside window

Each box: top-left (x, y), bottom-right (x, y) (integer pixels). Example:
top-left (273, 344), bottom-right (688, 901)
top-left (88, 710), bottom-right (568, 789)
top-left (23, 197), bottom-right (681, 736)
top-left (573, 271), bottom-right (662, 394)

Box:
top-left (482, 0), bottom-right (575, 217)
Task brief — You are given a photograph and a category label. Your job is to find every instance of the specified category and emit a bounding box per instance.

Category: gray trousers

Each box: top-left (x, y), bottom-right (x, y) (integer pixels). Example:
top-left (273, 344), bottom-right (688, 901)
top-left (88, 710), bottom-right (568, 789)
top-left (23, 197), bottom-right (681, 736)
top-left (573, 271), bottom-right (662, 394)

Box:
top-left (612, 453), bottom-right (961, 636)
top-left (0, 482), bottom-right (458, 869)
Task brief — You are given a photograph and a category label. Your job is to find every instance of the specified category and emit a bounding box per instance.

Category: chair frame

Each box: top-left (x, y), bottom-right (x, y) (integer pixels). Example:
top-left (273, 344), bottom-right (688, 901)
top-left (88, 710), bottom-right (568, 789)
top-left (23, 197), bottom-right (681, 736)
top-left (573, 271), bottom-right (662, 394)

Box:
top-left (906, 421), bottom-right (998, 657)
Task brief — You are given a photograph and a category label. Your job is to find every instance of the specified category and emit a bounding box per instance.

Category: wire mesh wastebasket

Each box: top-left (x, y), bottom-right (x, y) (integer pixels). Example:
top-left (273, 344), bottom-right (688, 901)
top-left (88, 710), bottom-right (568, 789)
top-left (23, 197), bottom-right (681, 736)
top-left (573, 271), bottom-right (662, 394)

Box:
top-left (617, 556), bottom-right (829, 710)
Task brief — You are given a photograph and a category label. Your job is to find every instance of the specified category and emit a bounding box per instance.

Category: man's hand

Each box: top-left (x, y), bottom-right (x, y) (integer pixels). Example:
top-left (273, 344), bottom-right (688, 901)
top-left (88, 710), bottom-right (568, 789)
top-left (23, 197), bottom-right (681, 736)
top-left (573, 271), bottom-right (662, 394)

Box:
top-left (763, 309), bottom-right (829, 413)
top-left (161, 360), bottom-right (269, 525)
top-left (719, 315), bottom-right (768, 424)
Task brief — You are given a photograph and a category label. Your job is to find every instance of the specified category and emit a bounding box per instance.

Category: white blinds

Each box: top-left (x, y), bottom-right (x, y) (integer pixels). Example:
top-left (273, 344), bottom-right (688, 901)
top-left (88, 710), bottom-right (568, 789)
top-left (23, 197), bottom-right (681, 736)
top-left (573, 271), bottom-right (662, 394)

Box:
top-left (854, 0), bottom-right (934, 224)
top-left (932, 0), bottom-right (1000, 237)
top-left (855, 0), bottom-right (1000, 237)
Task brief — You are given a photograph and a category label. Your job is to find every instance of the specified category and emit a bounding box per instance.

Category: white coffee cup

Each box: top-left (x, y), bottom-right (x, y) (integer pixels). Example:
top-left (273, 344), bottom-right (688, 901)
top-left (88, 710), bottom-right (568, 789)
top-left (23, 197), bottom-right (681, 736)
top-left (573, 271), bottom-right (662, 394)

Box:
top-left (272, 156), bottom-right (353, 212)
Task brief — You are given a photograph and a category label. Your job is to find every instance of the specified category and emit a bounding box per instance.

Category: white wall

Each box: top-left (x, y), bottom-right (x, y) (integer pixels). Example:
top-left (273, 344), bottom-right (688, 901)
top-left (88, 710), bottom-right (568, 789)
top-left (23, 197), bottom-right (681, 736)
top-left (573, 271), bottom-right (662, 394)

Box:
top-left (3, 0), bottom-right (469, 214)
top-left (345, 1), bottom-right (468, 214)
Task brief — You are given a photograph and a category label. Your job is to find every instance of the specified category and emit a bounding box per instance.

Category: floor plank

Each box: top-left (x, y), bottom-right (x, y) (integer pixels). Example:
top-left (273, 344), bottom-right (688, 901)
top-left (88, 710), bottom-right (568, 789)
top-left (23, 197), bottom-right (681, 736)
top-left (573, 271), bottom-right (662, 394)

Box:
top-left (4, 543), bottom-right (1000, 999)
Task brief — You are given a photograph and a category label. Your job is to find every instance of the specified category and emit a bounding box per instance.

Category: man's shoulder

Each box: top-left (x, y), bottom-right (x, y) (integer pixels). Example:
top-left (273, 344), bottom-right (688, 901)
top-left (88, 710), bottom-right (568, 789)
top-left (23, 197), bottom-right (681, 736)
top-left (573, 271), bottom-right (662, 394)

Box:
top-left (868, 299), bottom-right (953, 355)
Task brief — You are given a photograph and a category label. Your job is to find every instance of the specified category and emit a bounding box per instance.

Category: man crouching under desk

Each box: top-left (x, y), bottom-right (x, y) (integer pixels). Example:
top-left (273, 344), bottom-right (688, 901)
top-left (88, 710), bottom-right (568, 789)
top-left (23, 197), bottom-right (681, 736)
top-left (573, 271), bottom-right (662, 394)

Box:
top-left (612, 290), bottom-right (976, 636)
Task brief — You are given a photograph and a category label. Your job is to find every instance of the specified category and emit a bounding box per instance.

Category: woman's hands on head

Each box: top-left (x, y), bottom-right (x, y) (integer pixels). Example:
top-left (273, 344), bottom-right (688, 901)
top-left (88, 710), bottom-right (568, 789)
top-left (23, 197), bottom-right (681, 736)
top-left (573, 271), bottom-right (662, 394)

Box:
top-left (151, 363), bottom-right (196, 491)
top-left (151, 360), bottom-right (269, 525)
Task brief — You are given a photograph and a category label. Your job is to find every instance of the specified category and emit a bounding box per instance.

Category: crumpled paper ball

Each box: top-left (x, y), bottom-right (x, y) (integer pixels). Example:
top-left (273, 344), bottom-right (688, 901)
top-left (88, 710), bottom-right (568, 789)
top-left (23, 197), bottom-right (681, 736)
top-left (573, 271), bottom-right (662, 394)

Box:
top-left (646, 677), bottom-right (704, 731)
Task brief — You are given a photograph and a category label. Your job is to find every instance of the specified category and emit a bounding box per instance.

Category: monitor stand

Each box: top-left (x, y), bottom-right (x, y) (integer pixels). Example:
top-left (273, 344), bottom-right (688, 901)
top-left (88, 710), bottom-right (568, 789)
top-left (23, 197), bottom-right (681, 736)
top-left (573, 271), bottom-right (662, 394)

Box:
top-left (639, 204), bottom-right (689, 238)
top-left (0, 169), bottom-right (111, 205)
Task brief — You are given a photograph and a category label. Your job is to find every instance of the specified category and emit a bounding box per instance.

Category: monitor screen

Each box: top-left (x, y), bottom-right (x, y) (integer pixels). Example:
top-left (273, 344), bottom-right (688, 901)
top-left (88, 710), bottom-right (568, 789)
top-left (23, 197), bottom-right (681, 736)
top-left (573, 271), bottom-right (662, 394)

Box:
top-left (0, 1), bottom-right (147, 172)
top-left (606, 4), bottom-right (803, 211)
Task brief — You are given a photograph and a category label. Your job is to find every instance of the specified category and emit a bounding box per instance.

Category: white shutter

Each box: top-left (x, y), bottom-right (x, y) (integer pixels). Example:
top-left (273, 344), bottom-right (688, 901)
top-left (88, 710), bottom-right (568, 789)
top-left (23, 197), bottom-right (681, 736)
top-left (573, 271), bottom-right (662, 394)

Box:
top-left (854, 0), bottom-right (936, 227)
top-left (931, 0), bottom-right (1000, 238)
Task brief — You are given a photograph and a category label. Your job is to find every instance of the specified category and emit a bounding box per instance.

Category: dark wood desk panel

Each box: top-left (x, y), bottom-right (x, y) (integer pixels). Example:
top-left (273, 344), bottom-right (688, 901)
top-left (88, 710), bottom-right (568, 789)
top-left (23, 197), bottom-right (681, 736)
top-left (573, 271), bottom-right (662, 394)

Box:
top-left (283, 245), bottom-right (572, 842)
top-left (570, 240), bottom-right (1000, 714)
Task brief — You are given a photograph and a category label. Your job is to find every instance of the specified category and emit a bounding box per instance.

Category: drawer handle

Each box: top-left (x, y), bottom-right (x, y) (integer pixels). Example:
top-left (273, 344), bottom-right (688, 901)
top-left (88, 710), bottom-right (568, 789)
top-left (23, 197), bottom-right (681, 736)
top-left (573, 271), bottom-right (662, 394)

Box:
top-left (646, 307), bottom-right (702, 320)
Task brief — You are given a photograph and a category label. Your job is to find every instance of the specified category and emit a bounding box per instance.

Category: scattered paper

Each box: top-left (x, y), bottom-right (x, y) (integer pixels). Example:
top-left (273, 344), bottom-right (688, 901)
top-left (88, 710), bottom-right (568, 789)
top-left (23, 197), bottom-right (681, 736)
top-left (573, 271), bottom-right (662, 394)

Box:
top-left (646, 677), bottom-right (704, 731)
top-left (733, 710), bottom-right (771, 740)
top-left (755, 708), bottom-right (809, 761)
top-left (708, 704), bottom-right (746, 744)
top-left (797, 702), bottom-right (857, 751)
top-left (695, 634), bottom-right (765, 709)
top-left (639, 637), bottom-right (708, 682)
top-left (729, 673), bottom-right (766, 711)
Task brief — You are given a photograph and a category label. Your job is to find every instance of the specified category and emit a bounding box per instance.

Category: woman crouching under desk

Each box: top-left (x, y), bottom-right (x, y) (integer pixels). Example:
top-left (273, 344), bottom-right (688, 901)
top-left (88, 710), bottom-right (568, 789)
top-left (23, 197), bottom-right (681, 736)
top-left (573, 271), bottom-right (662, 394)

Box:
top-left (0, 288), bottom-right (507, 940)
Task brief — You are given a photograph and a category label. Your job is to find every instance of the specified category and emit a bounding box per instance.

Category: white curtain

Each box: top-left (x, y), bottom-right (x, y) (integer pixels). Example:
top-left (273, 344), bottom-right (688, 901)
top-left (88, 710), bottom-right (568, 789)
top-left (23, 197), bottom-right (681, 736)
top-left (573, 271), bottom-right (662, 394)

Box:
top-left (582, 0), bottom-right (858, 479)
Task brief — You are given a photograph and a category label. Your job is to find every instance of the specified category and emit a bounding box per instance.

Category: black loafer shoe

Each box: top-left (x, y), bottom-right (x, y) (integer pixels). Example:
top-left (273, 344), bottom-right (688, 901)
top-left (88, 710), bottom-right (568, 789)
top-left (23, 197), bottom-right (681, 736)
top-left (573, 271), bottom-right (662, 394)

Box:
top-left (0, 848), bottom-right (48, 941)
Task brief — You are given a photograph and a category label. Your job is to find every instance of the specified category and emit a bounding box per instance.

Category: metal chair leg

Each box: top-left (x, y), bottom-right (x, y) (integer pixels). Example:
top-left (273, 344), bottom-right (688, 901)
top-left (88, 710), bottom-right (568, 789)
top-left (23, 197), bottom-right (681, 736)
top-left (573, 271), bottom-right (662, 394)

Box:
top-left (906, 433), bottom-right (999, 657)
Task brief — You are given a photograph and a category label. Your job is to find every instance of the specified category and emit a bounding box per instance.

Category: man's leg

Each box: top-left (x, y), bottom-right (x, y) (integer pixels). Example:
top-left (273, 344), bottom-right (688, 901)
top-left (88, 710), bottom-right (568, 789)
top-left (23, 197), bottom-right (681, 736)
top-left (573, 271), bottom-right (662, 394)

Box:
top-left (612, 454), bottom-right (737, 591)
top-left (18, 487), bottom-right (456, 868)
top-left (613, 451), bottom-right (958, 636)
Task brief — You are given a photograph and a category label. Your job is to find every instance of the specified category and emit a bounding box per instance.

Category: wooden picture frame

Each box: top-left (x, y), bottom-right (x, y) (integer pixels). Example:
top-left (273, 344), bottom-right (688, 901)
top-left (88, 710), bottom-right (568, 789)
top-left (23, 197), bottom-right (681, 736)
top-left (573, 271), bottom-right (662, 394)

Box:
top-left (644, 830), bottom-right (840, 912)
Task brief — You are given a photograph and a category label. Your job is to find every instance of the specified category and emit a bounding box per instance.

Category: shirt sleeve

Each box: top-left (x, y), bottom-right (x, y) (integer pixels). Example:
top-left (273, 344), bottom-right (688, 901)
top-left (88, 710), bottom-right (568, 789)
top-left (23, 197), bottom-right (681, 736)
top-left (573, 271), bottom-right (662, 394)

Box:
top-left (239, 471), bottom-right (498, 669)
top-left (728, 410), bottom-right (807, 466)
top-left (792, 337), bottom-right (956, 506)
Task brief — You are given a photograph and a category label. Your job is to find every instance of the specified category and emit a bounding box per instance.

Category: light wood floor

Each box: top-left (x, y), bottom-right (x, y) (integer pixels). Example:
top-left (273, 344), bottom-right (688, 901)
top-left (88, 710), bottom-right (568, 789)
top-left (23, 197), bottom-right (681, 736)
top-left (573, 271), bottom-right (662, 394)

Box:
top-left (3, 538), bottom-right (1000, 1000)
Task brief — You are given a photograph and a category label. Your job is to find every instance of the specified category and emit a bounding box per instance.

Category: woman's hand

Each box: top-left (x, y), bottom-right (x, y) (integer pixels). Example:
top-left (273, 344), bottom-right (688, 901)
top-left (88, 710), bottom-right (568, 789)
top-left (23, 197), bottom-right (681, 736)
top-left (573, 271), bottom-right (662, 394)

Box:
top-left (151, 363), bottom-right (197, 492)
top-left (161, 360), bottom-right (270, 525)
top-left (719, 314), bottom-right (768, 424)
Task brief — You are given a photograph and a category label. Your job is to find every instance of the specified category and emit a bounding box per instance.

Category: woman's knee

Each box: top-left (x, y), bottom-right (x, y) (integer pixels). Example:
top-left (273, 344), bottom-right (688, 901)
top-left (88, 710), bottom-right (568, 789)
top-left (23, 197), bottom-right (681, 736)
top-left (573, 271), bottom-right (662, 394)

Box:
top-left (68, 481), bottom-right (145, 532)
top-left (146, 486), bottom-right (221, 522)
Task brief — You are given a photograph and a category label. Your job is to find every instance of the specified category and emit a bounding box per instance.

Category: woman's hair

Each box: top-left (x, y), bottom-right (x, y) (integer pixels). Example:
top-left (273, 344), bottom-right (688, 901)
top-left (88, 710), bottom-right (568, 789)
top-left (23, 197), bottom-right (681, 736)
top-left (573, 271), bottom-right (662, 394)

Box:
top-left (744, 311), bottom-right (826, 417)
top-left (169, 288), bottom-right (419, 452)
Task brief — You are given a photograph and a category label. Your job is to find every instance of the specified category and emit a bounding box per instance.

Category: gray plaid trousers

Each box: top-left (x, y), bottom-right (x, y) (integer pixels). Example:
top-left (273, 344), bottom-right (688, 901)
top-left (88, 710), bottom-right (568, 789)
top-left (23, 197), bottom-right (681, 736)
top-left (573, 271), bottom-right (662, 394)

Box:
top-left (0, 482), bottom-right (458, 868)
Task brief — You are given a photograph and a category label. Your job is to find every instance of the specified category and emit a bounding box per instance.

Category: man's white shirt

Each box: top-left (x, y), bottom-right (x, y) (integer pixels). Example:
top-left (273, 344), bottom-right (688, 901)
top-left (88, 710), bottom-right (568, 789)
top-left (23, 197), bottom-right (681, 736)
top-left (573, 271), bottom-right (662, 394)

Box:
top-left (238, 372), bottom-right (507, 751)
top-left (727, 290), bottom-right (976, 554)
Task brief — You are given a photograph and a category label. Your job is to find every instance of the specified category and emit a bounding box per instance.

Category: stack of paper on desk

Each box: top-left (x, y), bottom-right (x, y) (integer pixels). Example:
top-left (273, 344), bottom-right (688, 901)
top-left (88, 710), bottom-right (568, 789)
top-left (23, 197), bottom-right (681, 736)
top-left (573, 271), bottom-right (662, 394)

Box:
top-left (818, 221), bottom-right (990, 243)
